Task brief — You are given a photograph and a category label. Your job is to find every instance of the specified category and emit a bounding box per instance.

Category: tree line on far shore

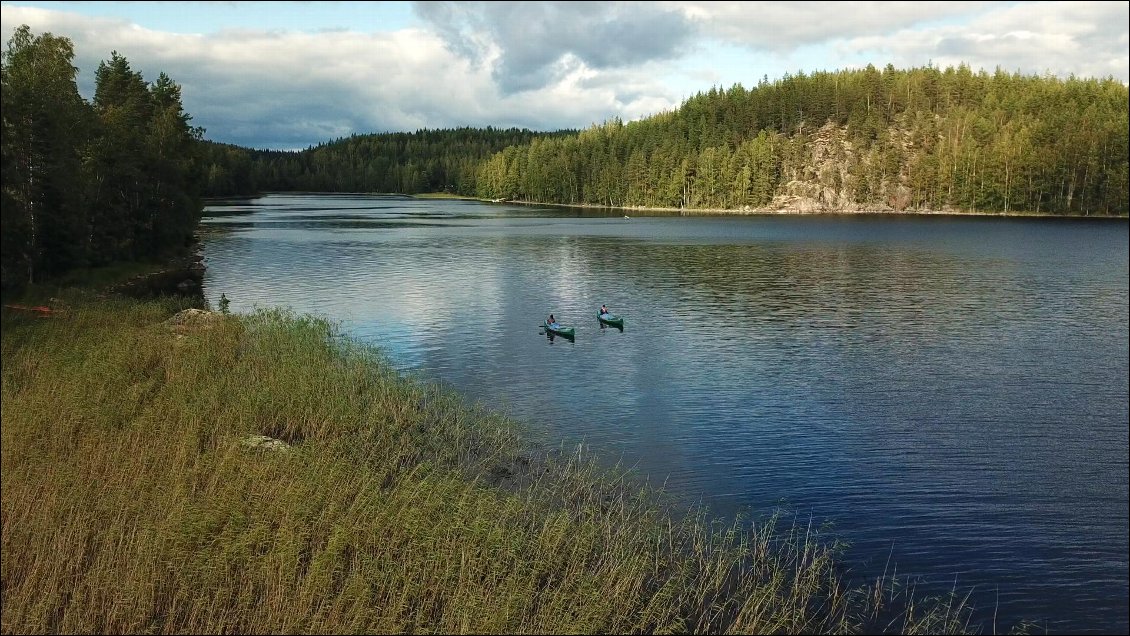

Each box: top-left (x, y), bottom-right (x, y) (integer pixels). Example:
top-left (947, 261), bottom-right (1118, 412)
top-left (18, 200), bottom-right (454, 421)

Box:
top-left (200, 128), bottom-right (578, 198)
top-left (475, 65), bottom-right (1128, 216)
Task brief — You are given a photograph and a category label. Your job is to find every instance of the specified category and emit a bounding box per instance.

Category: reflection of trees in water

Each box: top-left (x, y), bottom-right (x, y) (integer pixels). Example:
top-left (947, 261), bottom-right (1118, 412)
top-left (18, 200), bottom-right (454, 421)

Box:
top-left (563, 238), bottom-right (1003, 346)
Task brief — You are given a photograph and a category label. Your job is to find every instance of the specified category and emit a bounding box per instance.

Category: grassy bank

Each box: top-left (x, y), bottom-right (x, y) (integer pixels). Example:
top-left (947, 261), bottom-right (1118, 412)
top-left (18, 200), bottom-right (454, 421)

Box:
top-left (2, 286), bottom-right (981, 634)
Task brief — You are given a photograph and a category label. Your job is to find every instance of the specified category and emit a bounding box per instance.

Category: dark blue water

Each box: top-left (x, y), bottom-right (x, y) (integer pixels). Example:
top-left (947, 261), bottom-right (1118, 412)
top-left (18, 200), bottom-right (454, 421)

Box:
top-left (201, 194), bottom-right (1129, 634)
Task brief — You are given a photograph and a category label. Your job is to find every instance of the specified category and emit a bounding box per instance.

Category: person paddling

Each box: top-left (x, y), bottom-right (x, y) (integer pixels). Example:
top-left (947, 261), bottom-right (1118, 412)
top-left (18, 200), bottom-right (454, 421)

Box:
top-left (600, 304), bottom-right (610, 316)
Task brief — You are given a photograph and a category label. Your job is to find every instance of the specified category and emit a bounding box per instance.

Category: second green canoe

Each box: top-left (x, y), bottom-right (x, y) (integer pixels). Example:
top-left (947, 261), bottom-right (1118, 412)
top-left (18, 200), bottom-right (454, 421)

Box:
top-left (598, 313), bottom-right (624, 328)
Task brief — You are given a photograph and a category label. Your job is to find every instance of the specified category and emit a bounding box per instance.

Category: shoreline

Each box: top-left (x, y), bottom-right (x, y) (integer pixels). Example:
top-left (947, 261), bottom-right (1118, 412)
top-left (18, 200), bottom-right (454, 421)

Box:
top-left (470, 196), bottom-right (1129, 219)
top-left (208, 192), bottom-right (1130, 219)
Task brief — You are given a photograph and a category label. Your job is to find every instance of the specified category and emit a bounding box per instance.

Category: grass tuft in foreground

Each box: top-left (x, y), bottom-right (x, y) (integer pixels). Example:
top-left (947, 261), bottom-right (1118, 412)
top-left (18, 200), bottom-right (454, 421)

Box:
top-left (2, 290), bottom-right (985, 634)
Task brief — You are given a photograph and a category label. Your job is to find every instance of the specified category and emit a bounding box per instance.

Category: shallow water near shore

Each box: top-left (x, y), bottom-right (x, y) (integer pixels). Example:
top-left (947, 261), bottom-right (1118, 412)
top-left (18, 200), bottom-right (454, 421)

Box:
top-left (201, 193), bottom-right (1129, 634)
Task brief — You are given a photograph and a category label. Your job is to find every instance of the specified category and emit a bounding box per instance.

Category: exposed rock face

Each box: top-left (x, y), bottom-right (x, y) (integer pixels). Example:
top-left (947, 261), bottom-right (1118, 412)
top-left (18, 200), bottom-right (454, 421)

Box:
top-left (163, 308), bottom-right (224, 334)
top-left (758, 121), bottom-right (927, 214)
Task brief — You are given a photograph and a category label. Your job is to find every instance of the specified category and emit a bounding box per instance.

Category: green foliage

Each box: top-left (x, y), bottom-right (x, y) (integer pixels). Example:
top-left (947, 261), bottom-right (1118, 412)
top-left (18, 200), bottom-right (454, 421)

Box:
top-left (198, 127), bottom-right (577, 197)
top-left (1, 27), bottom-right (203, 293)
top-left (469, 65), bottom-right (1127, 215)
top-left (0, 25), bottom-right (90, 288)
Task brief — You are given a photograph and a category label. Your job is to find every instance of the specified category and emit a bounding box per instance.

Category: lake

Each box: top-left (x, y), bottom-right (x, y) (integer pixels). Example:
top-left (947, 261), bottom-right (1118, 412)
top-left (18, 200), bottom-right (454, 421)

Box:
top-left (201, 193), bottom-right (1128, 634)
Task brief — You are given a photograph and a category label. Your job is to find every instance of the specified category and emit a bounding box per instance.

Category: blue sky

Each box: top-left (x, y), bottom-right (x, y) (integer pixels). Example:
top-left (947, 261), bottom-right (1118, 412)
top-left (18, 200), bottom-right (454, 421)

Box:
top-left (2, 1), bottom-right (1126, 150)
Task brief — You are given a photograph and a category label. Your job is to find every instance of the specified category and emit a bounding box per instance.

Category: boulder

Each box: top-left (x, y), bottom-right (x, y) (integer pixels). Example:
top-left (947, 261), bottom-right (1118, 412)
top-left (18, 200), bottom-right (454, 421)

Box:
top-left (164, 308), bottom-right (223, 327)
top-left (241, 435), bottom-right (291, 452)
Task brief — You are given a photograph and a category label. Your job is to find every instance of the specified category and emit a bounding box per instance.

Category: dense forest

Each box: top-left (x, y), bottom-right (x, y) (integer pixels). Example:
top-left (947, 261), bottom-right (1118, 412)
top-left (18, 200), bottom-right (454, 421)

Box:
top-left (1, 25), bottom-right (202, 292)
top-left (199, 128), bottom-right (577, 197)
top-left (203, 64), bottom-right (1128, 217)
top-left (474, 65), bottom-right (1128, 216)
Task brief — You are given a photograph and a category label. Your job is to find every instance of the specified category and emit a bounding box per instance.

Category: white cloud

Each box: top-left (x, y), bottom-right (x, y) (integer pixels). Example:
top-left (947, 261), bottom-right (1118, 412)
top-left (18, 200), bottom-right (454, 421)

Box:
top-left (673, 1), bottom-right (1000, 50)
top-left (1, 4), bottom-right (677, 148)
top-left (2, 1), bottom-right (1124, 150)
top-left (415, 1), bottom-right (696, 93)
top-left (839, 1), bottom-right (1129, 81)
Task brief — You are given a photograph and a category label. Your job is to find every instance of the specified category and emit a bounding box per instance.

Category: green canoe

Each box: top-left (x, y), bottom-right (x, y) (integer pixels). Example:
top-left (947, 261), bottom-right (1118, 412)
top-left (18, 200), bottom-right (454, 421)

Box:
top-left (598, 312), bottom-right (624, 328)
top-left (544, 320), bottom-right (575, 338)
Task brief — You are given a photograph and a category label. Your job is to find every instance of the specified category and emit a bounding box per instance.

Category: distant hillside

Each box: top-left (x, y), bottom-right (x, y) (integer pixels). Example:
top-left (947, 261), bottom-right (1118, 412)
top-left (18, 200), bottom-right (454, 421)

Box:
top-left (476, 64), bottom-right (1128, 216)
top-left (199, 127), bottom-right (576, 197)
top-left (203, 64), bottom-right (1128, 216)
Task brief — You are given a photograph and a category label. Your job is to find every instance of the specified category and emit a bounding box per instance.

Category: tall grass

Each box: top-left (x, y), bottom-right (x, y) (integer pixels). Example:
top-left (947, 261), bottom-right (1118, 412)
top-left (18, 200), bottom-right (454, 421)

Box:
top-left (2, 290), bottom-right (981, 634)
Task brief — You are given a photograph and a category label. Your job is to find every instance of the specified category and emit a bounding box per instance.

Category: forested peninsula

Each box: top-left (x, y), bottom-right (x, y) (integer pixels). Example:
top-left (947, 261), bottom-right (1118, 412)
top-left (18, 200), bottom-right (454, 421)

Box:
top-left (203, 64), bottom-right (1129, 218)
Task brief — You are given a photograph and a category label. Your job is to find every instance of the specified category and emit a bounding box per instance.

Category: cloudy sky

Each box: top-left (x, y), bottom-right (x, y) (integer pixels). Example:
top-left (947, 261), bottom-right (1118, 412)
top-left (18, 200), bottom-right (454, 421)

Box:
top-left (2, 1), bottom-right (1126, 150)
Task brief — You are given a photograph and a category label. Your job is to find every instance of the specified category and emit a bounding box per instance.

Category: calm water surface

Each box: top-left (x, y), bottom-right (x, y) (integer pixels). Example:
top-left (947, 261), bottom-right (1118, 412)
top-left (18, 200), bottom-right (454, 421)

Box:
top-left (201, 194), bottom-right (1128, 633)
